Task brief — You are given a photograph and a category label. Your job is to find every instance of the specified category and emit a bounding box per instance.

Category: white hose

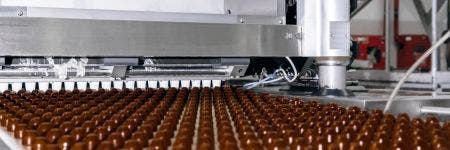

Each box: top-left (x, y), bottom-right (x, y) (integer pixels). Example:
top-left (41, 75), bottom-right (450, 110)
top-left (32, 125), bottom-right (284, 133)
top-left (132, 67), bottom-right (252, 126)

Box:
top-left (284, 56), bottom-right (299, 82)
top-left (383, 31), bottom-right (450, 113)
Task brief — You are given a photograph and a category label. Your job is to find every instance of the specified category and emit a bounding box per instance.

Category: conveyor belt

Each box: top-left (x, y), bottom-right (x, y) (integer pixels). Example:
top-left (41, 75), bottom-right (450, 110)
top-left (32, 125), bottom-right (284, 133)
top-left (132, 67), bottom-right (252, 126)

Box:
top-left (0, 87), bottom-right (449, 150)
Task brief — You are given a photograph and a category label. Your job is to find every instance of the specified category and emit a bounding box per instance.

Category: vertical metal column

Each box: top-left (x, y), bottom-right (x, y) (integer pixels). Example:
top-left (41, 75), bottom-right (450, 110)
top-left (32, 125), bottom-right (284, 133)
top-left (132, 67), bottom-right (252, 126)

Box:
top-left (316, 57), bottom-right (351, 96)
top-left (431, 0), bottom-right (438, 95)
top-left (297, 0), bottom-right (352, 96)
top-left (384, 0), bottom-right (394, 72)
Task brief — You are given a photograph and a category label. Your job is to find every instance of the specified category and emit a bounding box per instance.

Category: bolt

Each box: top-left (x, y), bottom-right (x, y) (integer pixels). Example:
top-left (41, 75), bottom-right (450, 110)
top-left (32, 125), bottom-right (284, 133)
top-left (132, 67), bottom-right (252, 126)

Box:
top-left (17, 10), bottom-right (23, 16)
top-left (330, 34), bottom-right (335, 38)
top-left (286, 33), bottom-right (294, 39)
top-left (227, 10), bottom-right (232, 14)
top-left (240, 18), bottom-right (245, 23)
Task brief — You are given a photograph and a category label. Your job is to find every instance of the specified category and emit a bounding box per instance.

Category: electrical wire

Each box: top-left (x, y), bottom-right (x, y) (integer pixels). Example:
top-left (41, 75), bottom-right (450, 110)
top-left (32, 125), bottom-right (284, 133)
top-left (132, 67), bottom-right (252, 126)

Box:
top-left (284, 56), bottom-right (299, 82)
top-left (384, 30), bottom-right (450, 113)
top-left (243, 69), bottom-right (283, 89)
top-left (243, 57), bottom-right (298, 89)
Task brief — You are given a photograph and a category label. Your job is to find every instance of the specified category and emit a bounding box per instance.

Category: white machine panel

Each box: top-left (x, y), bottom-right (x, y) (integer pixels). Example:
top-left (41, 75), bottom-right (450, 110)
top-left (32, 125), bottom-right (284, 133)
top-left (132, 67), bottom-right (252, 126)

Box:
top-left (0, 0), bottom-right (225, 14)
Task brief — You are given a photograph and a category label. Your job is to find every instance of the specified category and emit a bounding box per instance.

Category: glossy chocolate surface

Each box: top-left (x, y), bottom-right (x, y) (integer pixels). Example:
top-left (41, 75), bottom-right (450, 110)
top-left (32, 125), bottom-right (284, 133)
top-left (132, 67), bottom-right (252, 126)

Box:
top-left (0, 87), bottom-right (448, 150)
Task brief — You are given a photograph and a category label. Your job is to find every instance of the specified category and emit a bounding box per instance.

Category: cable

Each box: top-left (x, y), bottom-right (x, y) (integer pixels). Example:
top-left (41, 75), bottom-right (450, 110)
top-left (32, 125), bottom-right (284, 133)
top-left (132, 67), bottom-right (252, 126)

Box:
top-left (243, 57), bottom-right (298, 89)
top-left (284, 56), bottom-right (298, 82)
top-left (384, 30), bottom-right (450, 113)
top-left (243, 74), bottom-right (276, 89)
top-left (243, 70), bottom-right (284, 89)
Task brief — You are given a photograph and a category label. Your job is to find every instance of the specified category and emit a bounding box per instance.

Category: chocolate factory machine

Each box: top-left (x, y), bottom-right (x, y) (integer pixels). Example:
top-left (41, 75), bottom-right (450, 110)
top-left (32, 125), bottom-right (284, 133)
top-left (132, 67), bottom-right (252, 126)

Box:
top-left (0, 0), bottom-right (448, 150)
top-left (0, 0), bottom-right (350, 94)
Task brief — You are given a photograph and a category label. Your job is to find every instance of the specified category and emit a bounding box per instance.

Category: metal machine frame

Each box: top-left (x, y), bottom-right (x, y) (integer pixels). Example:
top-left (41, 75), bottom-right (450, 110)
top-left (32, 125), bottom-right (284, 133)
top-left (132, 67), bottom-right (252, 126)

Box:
top-left (0, 0), bottom-right (352, 96)
top-left (1, 1), bottom-right (450, 150)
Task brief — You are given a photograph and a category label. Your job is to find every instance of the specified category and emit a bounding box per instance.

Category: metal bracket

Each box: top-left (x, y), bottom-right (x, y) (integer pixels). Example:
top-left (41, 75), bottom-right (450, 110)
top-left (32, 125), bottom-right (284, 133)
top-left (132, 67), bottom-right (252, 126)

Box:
top-left (230, 65), bottom-right (248, 77)
top-left (111, 66), bottom-right (128, 79)
top-left (100, 58), bottom-right (138, 66)
top-left (0, 6), bottom-right (27, 17)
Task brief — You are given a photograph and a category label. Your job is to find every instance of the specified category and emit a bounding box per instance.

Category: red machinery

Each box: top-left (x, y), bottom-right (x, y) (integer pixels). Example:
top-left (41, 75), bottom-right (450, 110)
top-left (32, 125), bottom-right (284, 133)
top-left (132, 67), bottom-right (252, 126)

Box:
top-left (396, 35), bottom-right (431, 70)
top-left (393, 0), bottom-right (431, 71)
top-left (352, 0), bottom-right (431, 70)
top-left (352, 35), bottom-right (386, 69)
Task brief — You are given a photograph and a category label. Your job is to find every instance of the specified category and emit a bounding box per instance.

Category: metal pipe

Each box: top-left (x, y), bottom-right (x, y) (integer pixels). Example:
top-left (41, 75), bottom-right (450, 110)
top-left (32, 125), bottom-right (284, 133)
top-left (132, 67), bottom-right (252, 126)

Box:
top-left (298, 0), bottom-right (351, 96)
top-left (316, 57), bottom-right (351, 96)
top-left (421, 106), bottom-right (450, 115)
top-left (447, 0), bottom-right (450, 71)
top-left (448, 0), bottom-right (450, 29)
top-left (384, 0), bottom-right (394, 72)
top-left (318, 64), bottom-right (346, 90)
top-left (432, 0), bottom-right (438, 95)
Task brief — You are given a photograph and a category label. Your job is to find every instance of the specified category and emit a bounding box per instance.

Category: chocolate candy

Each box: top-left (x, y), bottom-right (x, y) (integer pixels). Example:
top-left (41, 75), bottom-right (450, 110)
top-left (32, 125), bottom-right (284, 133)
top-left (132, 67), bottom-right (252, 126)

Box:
top-left (0, 87), bottom-right (447, 150)
top-left (31, 136), bottom-right (47, 150)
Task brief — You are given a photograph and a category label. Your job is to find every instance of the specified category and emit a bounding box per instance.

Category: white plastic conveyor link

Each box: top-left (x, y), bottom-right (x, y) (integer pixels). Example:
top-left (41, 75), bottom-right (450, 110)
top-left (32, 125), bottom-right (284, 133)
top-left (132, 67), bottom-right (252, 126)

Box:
top-left (125, 81), bottom-right (135, 89)
top-left (113, 81), bottom-right (124, 89)
top-left (89, 82), bottom-right (100, 90)
top-left (137, 81), bottom-right (147, 89)
top-left (212, 80), bottom-right (222, 87)
top-left (170, 80), bottom-right (180, 88)
top-left (25, 82), bottom-right (36, 92)
top-left (181, 80), bottom-right (190, 88)
top-left (148, 81), bottom-right (158, 89)
top-left (101, 81), bottom-right (112, 90)
top-left (38, 82), bottom-right (50, 91)
top-left (52, 82), bottom-right (62, 91)
top-left (159, 81), bottom-right (169, 88)
top-left (192, 80), bottom-right (201, 88)
top-left (0, 83), bottom-right (8, 92)
top-left (65, 82), bottom-right (75, 91)
top-left (202, 80), bottom-right (211, 88)
top-left (77, 82), bottom-right (88, 91)
top-left (11, 83), bottom-right (22, 92)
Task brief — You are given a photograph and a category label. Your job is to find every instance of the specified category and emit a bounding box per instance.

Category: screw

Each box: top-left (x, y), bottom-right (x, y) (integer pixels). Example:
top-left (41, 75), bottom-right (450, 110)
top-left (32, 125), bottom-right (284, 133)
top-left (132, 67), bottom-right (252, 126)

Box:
top-left (240, 18), bottom-right (245, 23)
top-left (330, 34), bottom-right (335, 38)
top-left (17, 10), bottom-right (23, 16)
top-left (286, 33), bottom-right (294, 39)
